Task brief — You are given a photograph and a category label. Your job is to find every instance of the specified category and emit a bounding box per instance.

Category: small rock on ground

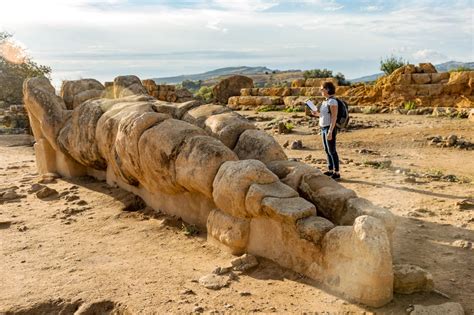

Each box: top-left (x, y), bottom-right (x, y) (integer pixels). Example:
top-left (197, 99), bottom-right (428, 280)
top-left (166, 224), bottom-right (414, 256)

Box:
top-left (231, 254), bottom-right (259, 272)
top-left (36, 187), bottom-right (59, 199)
top-left (407, 302), bottom-right (464, 315)
top-left (393, 264), bottom-right (434, 294)
top-left (198, 274), bottom-right (230, 290)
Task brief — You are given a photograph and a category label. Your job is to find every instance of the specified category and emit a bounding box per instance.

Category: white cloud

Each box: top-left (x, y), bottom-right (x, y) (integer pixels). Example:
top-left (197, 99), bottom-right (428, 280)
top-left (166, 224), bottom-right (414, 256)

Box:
top-left (206, 19), bottom-right (228, 33)
top-left (362, 5), bottom-right (383, 12)
top-left (413, 49), bottom-right (448, 63)
top-left (211, 0), bottom-right (279, 12)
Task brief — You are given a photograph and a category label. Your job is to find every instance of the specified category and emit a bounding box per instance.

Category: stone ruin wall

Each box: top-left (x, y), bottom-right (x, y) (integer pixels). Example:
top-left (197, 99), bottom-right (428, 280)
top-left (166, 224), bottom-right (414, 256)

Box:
top-left (226, 64), bottom-right (474, 114)
top-left (23, 75), bottom-right (397, 307)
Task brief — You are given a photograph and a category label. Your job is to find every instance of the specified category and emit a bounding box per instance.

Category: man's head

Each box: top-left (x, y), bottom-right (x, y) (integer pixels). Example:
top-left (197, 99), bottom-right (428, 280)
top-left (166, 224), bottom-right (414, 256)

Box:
top-left (321, 81), bottom-right (336, 96)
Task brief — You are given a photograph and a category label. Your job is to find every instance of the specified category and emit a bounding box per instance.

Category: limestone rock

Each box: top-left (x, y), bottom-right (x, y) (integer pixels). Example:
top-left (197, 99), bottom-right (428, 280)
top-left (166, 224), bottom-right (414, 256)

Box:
top-left (198, 274), bottom-right (230, 290)
top-left (322, 216), bottom-right (393, 307)
top-left (207, 209), bottom-right (250, 255)
top-left (139, 119), bottom-right (206, 194)
top-left (114, 112), bottom-right (171, 185)
top-left (23, 76), bottom-right (70, 151)
top-left (408, 302), bottom-right (464, 315)
top-left (231, 253), bottom-right (258, 271)
top-left (299, 173), bottom-right (357, 224)
top-left (113, 75), bottom-right (147, 98)
top-left (296, 216), bottom-right (335, 244)
top-left (36, 187), bottom-right (58, 199)
top-left (57, 99), bottom-right (107, 170)
top-left (393, 264), bottom-right (434, 294)
top-left (28, 183), bottom-right (45, 193)
top-left (261, 196), bottom-right (316, 223)
top-left (412, 74), bottom-right (431, 84)
top-left (245, 181), bottom-right (299, 216)
top-left (175, 135), bottom-right (238, 198)
top-left (182, 104), bottom-right (230, 129)
top-left (267, 160), bottom-right (322, 191)
top-left (213, 75), bottom-right (253, 104)
top-left (60, 79), bottom-right (105, 109)
top-left (418, 63), bottom-right (437, 73)
top-left (233, 129), bottom-right (287, 164)
top-left (204, 111), bottom-right (256, 149)
top-left (342, 197), bottom-right (397, 236)
top-left (213, 160), bottom-right (279, 218)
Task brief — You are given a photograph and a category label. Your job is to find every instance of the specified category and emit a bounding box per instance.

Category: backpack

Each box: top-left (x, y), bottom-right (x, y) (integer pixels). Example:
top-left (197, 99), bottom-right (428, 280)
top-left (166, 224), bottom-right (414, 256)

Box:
top-left (329, 96), bottom-right (350, 129)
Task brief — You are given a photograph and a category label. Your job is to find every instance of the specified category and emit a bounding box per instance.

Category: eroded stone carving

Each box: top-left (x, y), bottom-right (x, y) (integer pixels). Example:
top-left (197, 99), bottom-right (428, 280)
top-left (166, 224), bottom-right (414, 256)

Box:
top-left (23, 75), bottom-right (396, 307)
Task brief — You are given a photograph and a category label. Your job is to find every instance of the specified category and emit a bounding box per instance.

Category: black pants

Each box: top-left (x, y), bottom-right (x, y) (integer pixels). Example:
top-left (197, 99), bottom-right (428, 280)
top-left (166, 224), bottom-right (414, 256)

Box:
top-left (321, 126), bottom-right (339, 172)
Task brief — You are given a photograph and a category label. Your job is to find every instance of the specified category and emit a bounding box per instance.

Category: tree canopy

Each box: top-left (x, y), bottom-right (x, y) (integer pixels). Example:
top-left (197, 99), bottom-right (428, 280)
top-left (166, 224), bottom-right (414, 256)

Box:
top-left (0, 32), bottom-right (51, 105)
top-left (380, 55), bottom-right (407, 75)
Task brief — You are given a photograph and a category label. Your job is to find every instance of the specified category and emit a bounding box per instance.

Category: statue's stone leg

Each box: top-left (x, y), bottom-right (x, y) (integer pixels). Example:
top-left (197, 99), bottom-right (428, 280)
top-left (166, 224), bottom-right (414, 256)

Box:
top-left (322, 215), bottom-right (393, 307)
top-left (34, 139), bottom-right (57, 174)
top-left (55, 151), bottom-right (87, 177)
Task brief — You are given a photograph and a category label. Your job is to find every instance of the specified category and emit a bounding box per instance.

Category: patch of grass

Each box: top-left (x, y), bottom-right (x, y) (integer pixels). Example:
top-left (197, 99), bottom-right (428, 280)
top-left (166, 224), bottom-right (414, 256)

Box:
top-left (256, 105), bottom-right (279, 112)
top-left (283, 107), bottom-right (303, 113)
top-left (181, 223), bottom-right (200, 236)
top-left (363, 160), bottom-right (392, 169)
top-left (403, 101), bottom-right (417, 111)
top-left (284, 122), bottom-right (294, 130)
top-left (362, 106), bottom-right (378, 114)
top-left (449, 66), bottom-right (472, 73)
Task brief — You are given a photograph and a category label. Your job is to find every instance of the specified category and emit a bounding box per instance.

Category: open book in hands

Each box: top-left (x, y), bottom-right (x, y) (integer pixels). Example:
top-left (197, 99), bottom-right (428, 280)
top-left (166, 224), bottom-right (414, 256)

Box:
top-left (305, 100), bottom-right (318, 112)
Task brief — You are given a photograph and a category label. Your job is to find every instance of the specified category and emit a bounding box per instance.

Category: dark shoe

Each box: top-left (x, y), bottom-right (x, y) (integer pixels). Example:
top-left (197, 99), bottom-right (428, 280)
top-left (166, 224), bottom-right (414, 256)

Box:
top-left (331, 173), bottom-right (341, 180)
top-left (323, 171), bottom-right (334, 176)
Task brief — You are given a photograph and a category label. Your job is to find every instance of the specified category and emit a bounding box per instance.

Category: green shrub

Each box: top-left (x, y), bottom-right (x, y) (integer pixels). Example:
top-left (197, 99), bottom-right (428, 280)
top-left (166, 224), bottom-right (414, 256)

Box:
top-left (449, 66), bottom-right (472, 73)
top-left (380, 55), bottom-right (408, 75)
top-left (283, 107), bottom-right (303, 113)
top-left (195, 86), bottom-right (213, 102)
top-left (362, 106), bottom-right (378, 114)
top-left (257, 105), bottom-right (279, 112)
top-left (404, 101), bottom-right (417, 110)
top-left (284, 122), bottom-right (294, 130)
top-left (303, 68), bottom-right (333, 79)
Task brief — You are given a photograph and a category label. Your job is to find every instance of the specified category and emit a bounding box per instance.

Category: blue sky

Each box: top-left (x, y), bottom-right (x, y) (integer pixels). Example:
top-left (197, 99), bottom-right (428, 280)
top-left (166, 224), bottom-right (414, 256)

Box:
top-left (1, 0), bottom-right (472, 86)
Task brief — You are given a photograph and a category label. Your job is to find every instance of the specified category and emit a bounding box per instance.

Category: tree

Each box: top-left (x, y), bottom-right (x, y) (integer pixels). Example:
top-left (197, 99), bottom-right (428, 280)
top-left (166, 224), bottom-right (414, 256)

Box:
top-left (303, 68), bottom-right (333, 79)
top-left (181, 79), bottom-right (202, 92)
top-left (195, 85), bottom-right (214, 103)
top-left (0, 32), bottom-right (51, 105)
top-left (380, 55), bottom-right (407, 75)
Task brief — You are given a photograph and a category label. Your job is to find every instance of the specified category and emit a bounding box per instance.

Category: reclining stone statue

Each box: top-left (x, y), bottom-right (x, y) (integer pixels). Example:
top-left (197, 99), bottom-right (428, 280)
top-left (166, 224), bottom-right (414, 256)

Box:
top-left (23, 75), bottom-right (397, 307)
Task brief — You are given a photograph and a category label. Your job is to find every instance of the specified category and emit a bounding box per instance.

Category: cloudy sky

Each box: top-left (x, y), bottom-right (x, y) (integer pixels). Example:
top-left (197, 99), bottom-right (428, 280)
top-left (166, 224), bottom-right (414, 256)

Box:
top-left (1, 0), bottom-right (472, 86)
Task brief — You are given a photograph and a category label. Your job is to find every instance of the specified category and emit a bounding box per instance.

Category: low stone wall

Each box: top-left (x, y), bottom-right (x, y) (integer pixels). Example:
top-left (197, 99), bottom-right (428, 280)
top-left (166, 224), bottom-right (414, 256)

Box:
top-left (23, 75), bottom-right (397, 307)
top-left (142, 79), bottom-right (194, 103)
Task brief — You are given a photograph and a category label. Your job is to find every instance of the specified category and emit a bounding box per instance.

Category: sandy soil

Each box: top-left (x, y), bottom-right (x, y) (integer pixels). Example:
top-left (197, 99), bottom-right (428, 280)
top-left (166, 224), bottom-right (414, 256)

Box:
top-left (0, 113), bottom-right (473, 314)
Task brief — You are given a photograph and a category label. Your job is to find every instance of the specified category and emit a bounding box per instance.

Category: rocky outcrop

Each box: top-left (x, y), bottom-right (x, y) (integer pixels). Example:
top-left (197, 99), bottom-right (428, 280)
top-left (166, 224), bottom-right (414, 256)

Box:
top-left (23, 75), bottom-right (397, 307)
top-left (213, 75), bottom-right (253, 104)
top-left (60, 79), bottom-right (105, 109)
top-left (142, 79), bottom-right (194, 103)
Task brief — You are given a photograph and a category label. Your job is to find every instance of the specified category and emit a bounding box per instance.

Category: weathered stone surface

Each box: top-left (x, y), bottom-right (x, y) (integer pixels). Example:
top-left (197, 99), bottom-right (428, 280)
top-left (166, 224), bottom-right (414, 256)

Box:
top-left (299, 173), bottom-right (357, 223)
top-left (322, 216), bottom-right (393, 307)
top-left (291, 79), bottom-right (305, 87)
top-left (182, 104), bottom-right (230, 129)
top-left (114, 111), bottom-right (170, 185)
top-left (199, 274), bottom-right (230, 290)
top-left (57, 99), bottom-right (107, 170)
top-left (408, 303), bottom-right (464, 315)
top-left (60, 79), bottom-right (105, 109)
top-left (342, 197), bottom-right (397, 236)
top-left (393, 264), bottom-right (434, 294)
top-left (296, 216), bottom-right (335, 244)
top-left (233, 129), bottom-right (287, 164)
top-left (213, 160), bottom-right (279, 218)
top-left (412, 74), bottom-right (431, 84)
top-left (36, 186), bottom-right (58, 199)
top-left (138, 119), bottom-right (207, 194)
top-left (261, 196), bottom-right (316, 223)
top-left (207, 209), bottom-right (250, 254)
top-left (418, 63), bottom-right (437, 73)
top-left (213, 75), bottom-right (253, 104)
top-left (231, 253), bottom-right (259, 271)
top-left (245, 181), bottom-right (299, 216)
top-left (23, 77), bottom-right (70, 151)
top-left (176, 135), bottom-right (238, 198)
top-left (204, 111), bottom-right (256, 149)
top-left (113, 75), bottom-right (147, 98)
top-left (267, 160), bottom-right (322, 191)
top-left (431, 72), bottom-right (450, 83)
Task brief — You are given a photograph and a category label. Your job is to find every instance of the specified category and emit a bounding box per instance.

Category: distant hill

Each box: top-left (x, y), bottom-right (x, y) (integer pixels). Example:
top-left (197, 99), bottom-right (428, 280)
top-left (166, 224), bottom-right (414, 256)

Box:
top-left (350, 61), bottom-right (474, 83)
top-left (152, 66), bottom-right (274, 84)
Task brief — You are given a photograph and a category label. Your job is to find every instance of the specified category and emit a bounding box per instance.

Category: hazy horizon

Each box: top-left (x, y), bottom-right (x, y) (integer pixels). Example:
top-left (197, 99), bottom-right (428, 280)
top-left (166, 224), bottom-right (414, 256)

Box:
top-left (1, 0), bottom-right (472, 86)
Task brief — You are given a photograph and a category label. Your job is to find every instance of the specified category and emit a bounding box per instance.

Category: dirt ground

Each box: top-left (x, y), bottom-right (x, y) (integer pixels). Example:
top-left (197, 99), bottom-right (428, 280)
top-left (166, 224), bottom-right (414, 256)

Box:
top-left (0, 112), bottom-right (473, 314)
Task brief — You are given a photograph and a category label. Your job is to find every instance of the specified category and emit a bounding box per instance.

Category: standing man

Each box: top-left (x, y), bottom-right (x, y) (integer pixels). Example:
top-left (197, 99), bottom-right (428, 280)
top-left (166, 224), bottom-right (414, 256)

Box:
top-left (309, 81), bottom-right (340, 180)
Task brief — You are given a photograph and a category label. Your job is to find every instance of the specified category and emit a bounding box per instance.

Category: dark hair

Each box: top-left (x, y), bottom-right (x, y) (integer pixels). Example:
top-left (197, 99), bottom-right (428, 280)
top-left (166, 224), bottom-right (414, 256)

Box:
top-left (322, 81), bottom-right (336, 95)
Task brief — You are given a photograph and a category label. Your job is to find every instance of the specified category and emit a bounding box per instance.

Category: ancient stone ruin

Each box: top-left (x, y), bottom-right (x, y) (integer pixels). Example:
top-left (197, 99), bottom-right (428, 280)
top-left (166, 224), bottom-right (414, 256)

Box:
top-left (24, 75), bottom-right (396, 307)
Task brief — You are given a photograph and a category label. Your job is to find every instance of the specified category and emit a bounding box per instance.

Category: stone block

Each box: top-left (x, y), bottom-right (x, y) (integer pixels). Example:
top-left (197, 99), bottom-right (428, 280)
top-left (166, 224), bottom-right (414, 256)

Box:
top-left (430, 72), bottom-right (450, 83)
top-left (296, 216), bottom-right (335, 244)
top-left (291, 79), bottom-right (305, 87)
top-left (393, 264), bottom-right (434, 294)
top-left (267, 160), bottom-right (322, 191)
top-left (245, 181), bottom-right (299, 216)
top-left (261, 196), bottom-right (316, 223)
top-left (207, 209), bottom-right (250, 255)
top-left (213, 160), bottom-right (279, 218)
top-left (233, 129), bottom-right (287, 164)
top-left (412, 73), bottom-right (431, 84)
